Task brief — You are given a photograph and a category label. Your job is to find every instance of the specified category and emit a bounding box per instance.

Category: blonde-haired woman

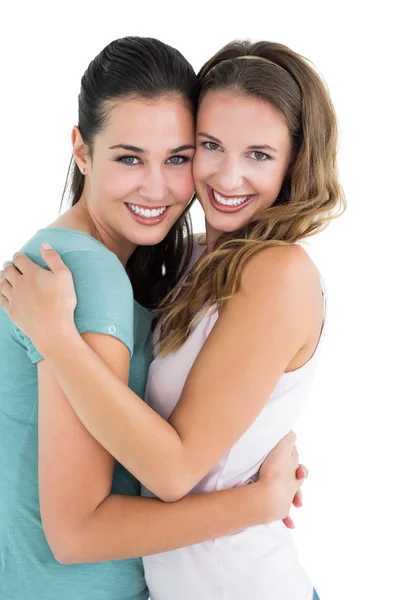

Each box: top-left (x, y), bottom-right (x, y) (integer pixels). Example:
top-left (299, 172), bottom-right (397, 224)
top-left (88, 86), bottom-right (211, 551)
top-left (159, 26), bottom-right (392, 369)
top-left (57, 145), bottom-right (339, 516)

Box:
top-left (1, 40), bottom-right (344, 600)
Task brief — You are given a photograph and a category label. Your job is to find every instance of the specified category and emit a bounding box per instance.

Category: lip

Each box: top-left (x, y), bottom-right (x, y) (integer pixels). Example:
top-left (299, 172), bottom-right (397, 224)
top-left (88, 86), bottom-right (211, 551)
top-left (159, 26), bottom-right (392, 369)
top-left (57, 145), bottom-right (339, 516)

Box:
top-left (124, 203), bottom-right (171, 226)
top-left (207, 186), bottom-right (253, 213)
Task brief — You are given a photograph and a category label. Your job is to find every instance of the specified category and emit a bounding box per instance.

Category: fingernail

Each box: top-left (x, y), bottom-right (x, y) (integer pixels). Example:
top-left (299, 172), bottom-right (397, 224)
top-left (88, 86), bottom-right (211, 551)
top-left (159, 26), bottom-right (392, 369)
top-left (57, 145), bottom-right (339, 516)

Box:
top-left (41, 243), bottom-right (53, 250)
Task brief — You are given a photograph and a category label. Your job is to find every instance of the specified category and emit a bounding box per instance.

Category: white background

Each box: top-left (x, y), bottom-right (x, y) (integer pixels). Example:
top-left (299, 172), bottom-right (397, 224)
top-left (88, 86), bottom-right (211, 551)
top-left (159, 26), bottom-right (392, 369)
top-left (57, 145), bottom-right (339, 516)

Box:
top-left (1, 2), bottom-right (398, 598)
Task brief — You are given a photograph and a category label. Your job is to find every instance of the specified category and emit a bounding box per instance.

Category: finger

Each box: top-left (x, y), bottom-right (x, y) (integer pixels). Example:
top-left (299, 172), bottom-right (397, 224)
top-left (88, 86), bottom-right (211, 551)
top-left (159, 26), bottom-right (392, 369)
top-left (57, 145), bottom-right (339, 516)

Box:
top-left (40, 244), bottom-right (67, 274)
top-left (293, 489), bottom-right (303, 508)
top-left (282, 515), bottom-right (295, 529)
top-left (3, 262), bottom-right (22, 286)
top-left (0, 278), bottom-right (12, 301)
top-left (296, 464), bottom-right (308, 481)
top-left (0, 293), bottom-right (10, 313)
top-left (12, 252), bottom-right (39, 275)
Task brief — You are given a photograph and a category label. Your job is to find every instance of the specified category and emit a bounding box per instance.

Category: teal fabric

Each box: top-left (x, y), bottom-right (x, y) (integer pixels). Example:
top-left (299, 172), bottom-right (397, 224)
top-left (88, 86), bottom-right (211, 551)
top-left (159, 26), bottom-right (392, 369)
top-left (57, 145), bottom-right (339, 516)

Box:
top-left (0, 228), bottom-right (152, 600)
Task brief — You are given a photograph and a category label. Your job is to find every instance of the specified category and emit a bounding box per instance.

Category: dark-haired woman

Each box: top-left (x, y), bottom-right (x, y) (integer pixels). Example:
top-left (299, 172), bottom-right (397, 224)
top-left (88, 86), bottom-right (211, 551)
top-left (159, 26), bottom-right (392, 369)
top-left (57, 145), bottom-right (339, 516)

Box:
top-left (0, 37), bottom-right (305, 600)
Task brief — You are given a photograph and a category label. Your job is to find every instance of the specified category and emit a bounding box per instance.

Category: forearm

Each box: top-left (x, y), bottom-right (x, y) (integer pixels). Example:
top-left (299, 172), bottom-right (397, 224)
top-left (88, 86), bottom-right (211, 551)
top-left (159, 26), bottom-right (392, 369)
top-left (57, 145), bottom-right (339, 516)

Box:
top-left (44, 330), bottom-right (186, 499)
top-left (59, 483), bottom-right (267, 564)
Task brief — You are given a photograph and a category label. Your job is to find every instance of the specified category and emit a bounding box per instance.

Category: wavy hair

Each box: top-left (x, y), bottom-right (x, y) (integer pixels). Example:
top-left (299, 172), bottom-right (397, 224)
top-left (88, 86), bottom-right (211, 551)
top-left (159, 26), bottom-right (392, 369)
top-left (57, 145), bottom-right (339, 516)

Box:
top-left (157, 40), bottom-right (346, 354)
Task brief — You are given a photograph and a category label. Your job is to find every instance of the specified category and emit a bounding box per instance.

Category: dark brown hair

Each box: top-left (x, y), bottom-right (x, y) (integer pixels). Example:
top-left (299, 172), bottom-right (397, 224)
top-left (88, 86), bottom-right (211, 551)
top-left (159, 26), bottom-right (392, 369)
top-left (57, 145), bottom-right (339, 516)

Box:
top-left (62, 36), bottom-right (200, 308)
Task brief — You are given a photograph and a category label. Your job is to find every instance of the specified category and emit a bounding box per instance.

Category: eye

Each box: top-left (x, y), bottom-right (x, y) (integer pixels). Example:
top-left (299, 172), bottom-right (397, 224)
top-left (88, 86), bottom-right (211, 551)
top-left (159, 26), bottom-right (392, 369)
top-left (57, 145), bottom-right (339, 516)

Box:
top-left (167, 155), bottom-right (191, 165)
top-left (248, 151), bottom-right (272, 161)
top-left (117, 156), bottom-right (140, 166)
top-left (202, 141), bottom-right (222, 151)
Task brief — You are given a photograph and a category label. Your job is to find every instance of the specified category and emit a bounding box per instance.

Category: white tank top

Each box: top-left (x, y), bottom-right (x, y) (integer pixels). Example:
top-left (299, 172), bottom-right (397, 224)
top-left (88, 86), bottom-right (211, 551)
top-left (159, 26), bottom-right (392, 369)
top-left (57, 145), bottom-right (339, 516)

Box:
top-left (142, 240), bottom-right (325, 600)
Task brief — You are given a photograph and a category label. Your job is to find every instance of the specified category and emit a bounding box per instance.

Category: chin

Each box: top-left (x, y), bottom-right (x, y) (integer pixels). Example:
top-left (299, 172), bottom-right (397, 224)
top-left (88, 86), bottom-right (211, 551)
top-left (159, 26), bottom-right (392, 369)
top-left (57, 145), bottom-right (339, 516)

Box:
top-left (206, 212), bottom-right (248, 235)
top-left (131, 229), bottom-right (170, 247)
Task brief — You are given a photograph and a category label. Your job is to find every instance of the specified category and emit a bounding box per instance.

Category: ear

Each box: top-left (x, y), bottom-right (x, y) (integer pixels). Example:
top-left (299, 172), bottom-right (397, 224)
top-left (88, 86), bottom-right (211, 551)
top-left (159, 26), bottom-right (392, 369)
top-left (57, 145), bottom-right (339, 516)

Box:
top-left (71, 126), bottom-right (90, 173)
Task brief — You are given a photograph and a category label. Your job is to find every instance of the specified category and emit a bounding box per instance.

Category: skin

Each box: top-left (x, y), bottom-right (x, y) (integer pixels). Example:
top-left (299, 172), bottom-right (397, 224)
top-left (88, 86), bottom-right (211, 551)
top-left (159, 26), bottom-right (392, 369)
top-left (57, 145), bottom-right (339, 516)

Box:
top-left (194, 91), bottom-right (292, 250)
top-left (60, 95), bottom-right (196, 260)
top-left (0, 92), bottom-right (306, 564)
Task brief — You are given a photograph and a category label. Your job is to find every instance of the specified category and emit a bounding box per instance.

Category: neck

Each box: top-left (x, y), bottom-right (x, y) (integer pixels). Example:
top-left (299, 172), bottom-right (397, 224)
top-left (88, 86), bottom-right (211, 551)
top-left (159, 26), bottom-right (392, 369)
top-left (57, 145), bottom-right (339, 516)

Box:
top-left (205, 220), bottom-right (221, 253)
top-left (53, 197), bottom-right (136, 267)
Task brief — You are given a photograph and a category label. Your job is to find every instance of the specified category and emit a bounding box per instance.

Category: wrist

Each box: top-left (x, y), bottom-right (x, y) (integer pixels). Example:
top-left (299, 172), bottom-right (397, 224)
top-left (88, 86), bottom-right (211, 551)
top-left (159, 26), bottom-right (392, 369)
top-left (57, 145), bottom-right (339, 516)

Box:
top-left (248, 480), bottom-right (277, 526)
top-left (39, 320), bottom-right (82, 361)
top-left (253, 476), bottom-right (288, 525)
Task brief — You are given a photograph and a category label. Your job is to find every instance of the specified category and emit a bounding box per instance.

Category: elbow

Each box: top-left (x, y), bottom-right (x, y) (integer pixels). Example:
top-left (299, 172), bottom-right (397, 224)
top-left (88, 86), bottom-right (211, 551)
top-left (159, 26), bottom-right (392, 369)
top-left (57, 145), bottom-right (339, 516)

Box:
top-left (158, 490), bottom-right (185, 503)
top-left (43, 525), bottom-right (85, 565)
top-left (48, 536), bottom-right (82, 565)
top-left (48, 541), bottom-right (79, 565)
top-left (54, 551), bottom-right (78, 566)
top-left (154, 475), bottom-right (194, 503)
top-left (144, 457), bottom-right (198, 502)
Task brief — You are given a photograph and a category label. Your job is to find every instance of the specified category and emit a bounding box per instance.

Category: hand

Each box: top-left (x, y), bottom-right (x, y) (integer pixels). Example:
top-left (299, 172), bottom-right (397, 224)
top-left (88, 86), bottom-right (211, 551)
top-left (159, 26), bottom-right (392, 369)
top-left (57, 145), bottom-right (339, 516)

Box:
top-left (0, 244), bottom-right (77, 355)
top-left (256, 432), bottom-right (307, 527)
top-left (282, 464), bottom-right (308, 529)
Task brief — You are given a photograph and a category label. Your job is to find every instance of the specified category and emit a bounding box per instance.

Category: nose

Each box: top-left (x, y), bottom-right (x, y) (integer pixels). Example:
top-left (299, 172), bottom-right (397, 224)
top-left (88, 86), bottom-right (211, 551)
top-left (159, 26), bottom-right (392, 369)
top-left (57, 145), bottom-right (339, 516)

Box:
top-left (215, 156), bottom-right (244, 193)
top-left (138, 166), bottom-right (167, 204)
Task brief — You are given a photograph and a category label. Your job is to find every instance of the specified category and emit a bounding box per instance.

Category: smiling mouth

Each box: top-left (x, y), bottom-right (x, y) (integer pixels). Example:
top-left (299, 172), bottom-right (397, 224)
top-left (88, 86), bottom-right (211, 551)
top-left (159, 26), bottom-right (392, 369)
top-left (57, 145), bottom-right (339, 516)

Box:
top-left (127, 203), bottom-right (167, 218)
top-left (207, 186), bottom-right (253, 212)
top-left (124, 202), bottom-right (170, 225)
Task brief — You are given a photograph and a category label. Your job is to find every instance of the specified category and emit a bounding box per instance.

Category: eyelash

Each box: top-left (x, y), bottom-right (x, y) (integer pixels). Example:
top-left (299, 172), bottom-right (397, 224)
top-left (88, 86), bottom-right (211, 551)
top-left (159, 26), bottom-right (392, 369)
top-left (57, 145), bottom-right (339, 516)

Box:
top-left (201, 142), bottom-right (272, 161)
top-left (167, 156), bottom-right (191, 165)
top-left (248, 151), bottom-right (272, 161)
top-left (116, 155), bottom-right (191, 166)
top-left (201, 141), bottom-right (222, 152)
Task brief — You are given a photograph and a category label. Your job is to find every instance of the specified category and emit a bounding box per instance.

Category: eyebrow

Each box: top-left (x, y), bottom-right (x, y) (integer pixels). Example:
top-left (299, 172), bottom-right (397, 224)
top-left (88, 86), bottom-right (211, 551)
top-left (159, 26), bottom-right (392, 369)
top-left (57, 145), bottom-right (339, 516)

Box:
top-left (197, 132), bottom-right (278, 153)
top-left (109, 143), bottom-right (196, 154)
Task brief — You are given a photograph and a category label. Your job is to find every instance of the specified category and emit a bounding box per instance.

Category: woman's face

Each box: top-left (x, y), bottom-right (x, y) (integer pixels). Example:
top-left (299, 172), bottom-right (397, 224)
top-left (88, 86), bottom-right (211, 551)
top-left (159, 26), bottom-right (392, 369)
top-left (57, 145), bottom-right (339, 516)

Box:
top-left (193, 90), bottom-right (292, 241)
top-left (75, 95), bottom-right (195, 258)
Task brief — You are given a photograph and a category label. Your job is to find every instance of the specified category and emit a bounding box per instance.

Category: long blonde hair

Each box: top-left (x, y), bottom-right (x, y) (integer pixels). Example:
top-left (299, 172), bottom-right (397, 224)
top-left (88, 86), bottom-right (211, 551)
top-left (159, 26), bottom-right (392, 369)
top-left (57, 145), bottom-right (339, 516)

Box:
top-left (157, 40), bottom-right (346, 355)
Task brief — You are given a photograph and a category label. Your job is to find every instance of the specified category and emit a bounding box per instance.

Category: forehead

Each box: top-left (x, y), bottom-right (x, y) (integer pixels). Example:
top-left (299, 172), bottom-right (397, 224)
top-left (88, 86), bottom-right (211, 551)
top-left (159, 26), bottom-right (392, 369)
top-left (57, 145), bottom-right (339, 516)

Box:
top-left (197, 90), bottom-right (289, 147)
top-left (100, 96), bottom-right (195, 145)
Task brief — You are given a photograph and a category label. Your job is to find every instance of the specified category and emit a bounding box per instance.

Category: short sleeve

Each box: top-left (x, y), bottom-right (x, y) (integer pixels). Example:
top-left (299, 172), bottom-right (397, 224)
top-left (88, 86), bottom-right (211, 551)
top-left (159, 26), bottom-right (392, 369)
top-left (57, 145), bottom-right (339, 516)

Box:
top-left (20, 249), bottom-right (135, 364)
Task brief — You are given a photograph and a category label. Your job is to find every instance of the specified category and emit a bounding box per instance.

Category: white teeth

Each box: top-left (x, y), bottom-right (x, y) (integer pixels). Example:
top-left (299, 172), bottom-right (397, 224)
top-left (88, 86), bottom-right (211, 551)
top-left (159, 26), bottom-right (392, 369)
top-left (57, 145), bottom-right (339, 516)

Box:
top-left (128, 204), bottom-right (167, 218)
top-left (212, 190), bottom-right (249, 207)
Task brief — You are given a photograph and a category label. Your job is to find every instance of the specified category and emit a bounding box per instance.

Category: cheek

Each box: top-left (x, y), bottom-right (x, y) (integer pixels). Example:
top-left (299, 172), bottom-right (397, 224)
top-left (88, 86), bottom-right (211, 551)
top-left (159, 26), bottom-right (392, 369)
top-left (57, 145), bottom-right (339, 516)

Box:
top-left (256, 165), bottom-right (286, 198)
top-left (94, 163), bottom-right (139, 202)
top-left (169, 166), bottom-right (194, 203)
top-left (193, 151), bottom-right (216, 184)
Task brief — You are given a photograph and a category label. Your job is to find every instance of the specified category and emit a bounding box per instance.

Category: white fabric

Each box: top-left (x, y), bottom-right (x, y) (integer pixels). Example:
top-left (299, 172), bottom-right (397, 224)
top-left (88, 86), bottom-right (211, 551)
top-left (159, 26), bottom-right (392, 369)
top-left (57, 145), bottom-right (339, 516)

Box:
top-left (142, 241), bottom-right (323, 600)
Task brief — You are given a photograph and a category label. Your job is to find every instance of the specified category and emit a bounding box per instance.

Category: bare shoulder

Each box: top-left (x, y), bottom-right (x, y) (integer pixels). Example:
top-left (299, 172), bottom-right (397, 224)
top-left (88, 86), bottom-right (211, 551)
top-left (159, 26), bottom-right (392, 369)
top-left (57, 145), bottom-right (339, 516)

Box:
top-left (240, 244), bottom-right (321, 299)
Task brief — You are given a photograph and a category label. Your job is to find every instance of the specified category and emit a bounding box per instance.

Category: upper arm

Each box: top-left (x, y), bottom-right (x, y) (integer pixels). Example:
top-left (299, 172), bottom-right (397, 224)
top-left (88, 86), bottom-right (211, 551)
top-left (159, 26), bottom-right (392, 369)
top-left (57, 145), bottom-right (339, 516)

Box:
top-left (169, 244), bottom-right (323, 489)
top-left (21, 248), bottom-right (135, 363)
top-left (38, 331), bottom-right (131, 561)
top-left (35, 247), bottom-right (135, 559)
